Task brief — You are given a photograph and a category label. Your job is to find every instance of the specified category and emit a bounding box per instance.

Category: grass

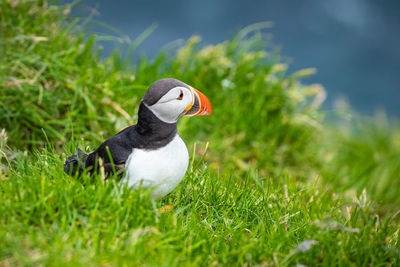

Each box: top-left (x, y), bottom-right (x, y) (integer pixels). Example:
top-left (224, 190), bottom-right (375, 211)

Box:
top-left (320, 112), bottom-right (400, 213)
top-left (1, 0), bottom-right (400, 266)
top-left (1, 148), bottom-right (399, 266)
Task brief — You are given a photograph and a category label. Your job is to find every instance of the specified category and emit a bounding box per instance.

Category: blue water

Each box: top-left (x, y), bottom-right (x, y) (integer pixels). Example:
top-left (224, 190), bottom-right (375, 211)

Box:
top-left (70, 0), bottom-right (400, 116)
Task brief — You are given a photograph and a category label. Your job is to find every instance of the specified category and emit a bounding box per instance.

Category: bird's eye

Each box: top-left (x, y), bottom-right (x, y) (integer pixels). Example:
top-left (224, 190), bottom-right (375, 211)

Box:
top-left (177, 90), bottom-right (184, 100)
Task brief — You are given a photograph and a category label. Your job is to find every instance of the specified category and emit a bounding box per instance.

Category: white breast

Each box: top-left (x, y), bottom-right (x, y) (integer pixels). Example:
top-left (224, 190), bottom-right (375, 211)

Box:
top-left (123, 134), bottom-right (189, 199)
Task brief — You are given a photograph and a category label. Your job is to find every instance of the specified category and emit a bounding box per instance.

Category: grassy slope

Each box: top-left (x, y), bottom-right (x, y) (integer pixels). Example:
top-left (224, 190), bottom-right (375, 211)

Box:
top-left (0, 1), bottom-right (399, 266)
top-left (1, 150), bottom-right (399, 266)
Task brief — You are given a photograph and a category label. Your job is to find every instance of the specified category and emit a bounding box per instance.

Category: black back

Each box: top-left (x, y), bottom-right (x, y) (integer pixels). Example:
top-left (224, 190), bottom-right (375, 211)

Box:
top-left (85, 102), bottom-right (177, 169)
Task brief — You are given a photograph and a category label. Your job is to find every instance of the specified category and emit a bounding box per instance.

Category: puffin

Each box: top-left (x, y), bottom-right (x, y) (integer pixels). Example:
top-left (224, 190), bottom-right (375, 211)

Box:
top-left (64, 78), bottom-right (212, 199)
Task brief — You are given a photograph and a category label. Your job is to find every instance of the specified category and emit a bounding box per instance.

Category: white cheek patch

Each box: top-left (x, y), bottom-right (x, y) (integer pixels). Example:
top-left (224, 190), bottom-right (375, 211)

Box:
top-left (146, 87), bottom-right (192, 123)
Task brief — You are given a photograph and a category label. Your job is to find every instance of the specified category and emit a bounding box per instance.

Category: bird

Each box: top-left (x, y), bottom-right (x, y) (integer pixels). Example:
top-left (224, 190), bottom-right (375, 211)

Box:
top-left (64, 78), bottom-right (212, 199)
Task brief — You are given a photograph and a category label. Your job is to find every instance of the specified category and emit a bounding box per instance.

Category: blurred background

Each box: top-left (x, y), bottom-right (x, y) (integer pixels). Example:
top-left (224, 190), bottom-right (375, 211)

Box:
top-left (70, 0), bottom-right (400, 116)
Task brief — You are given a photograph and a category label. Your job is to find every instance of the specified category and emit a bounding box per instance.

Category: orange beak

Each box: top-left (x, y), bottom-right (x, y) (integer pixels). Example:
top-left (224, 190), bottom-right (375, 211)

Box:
top-left (184, 88), bottom-right (212, 116)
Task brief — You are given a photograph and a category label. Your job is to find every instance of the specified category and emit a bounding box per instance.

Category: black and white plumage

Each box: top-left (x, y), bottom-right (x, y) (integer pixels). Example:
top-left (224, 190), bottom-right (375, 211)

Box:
top-left (64, 78), bottom-right (212, 199)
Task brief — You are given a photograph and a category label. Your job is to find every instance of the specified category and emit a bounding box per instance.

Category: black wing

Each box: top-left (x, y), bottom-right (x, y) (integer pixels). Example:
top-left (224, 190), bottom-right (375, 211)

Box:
top-left (64, 126), bottom-right (136, 177)
top-left (85, 125), bottom-right (136, 176)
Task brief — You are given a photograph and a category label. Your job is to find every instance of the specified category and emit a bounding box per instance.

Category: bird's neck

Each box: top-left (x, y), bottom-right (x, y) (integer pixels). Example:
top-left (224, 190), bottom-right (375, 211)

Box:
top-left (135, 102), bottom-right (178, 148)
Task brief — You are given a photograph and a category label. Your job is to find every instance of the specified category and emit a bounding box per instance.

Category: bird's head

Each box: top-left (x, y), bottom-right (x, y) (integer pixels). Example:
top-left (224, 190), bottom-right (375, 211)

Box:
top-left (142, 78), bottom-right (212, 123)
